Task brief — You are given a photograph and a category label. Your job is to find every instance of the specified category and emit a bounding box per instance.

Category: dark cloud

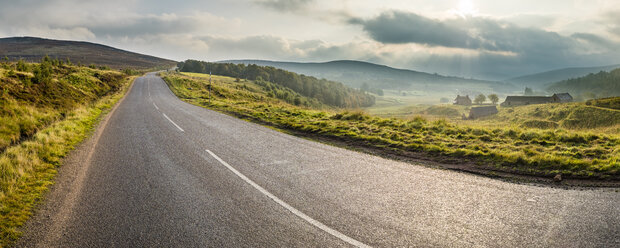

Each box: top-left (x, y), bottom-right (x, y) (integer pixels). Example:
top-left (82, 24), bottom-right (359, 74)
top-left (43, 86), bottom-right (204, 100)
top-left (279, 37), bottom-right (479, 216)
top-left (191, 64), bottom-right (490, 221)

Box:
top-left (348, 10), bottom-right (594, 53)
top-left (347, 10), bottom-right (620, 79)
top-left (254, 0), bottom-right (313, 12)
top-left (571, 33), bottom-right (618, 50)
top-left (88, 13), bottom-right (224, 37)
top-left (348, 12), bottom-right (474, 48)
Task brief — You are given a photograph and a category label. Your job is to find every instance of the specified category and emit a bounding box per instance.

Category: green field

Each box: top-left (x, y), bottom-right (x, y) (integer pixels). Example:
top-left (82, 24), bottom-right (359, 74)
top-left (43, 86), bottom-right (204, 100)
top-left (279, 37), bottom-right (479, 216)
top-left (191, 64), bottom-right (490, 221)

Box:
top-left (365, 96), bottom-right (620, 135)
top-left (163, 71), bottom-right (620, 181)
top-left (0, 58), bottom-right (134, 245)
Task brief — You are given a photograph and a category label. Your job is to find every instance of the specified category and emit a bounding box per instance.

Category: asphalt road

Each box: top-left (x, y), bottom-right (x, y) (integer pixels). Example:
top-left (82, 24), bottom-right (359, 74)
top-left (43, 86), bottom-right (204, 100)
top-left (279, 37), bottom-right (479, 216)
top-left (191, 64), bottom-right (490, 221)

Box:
top-left (18, 73), bottom-right (620, 247)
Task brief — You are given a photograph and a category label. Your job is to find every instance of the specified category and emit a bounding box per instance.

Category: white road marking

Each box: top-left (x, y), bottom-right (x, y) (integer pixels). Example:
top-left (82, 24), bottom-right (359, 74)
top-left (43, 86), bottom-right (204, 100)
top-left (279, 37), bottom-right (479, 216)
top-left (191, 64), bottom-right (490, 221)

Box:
top-left (162, 113), bottom-right (184, 132)
top-left (153, 102), bottom-right (159, 110)
top-left (205, 149), bottom-right (370, 248)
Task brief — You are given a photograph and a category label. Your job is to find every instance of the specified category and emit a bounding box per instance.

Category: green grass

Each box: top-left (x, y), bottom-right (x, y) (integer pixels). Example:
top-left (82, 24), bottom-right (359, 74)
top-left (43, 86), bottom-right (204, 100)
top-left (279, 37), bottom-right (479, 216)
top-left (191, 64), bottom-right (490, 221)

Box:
top-left (365, 95), bottom-right (620, 135)
top-left (0, 60), bottom-right (135, 246)
top-left (161, 71), bottom-right (620, 180)
top-left (586, 97), bottom-right (620, 110)
top-left (459, 102), bottom-right (620, 134)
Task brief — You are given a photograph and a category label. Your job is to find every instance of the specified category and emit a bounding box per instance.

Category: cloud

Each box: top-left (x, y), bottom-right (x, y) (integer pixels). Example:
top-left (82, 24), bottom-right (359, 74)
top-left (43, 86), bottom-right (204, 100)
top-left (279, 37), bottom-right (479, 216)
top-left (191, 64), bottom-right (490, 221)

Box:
top-left (1, 0), bottom-right (618, 80)
top-left (347, 10), bottom-right (609, 53)
top-left (603, 11), bottom-right (620, 37)
top-left (88, 12), bottom-right (237, 37)
top-left (345, 10), bottom-right (620, 78)
top-left (254, 0), bottom-right (314, 12)
top-left (196, 35), bottom-right (324, 60)
top-left (348, 12), bottom-right (474, 48)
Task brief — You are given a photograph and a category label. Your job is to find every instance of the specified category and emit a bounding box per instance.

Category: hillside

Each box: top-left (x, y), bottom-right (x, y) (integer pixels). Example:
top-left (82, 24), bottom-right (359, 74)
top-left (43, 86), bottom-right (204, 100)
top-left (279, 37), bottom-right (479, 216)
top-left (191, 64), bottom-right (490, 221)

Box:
top-left (364, 100), bottom-right (620, 134)
top-left (0, 58), bottom-right (134, 244)
top-left (0, 57), bottom-right (129, 151)
top-left (507, 64), bottom-right (620, 88)
top-left (480, 102), bottom-right (620, 133)
top-left (546, 68), bottom-right (620, 99)
top-left (178, 60), bottom-right (375, 108)
top-left (0, 36), bottom-right (176, 69)
top-left (222, 59), bottom-right (516, 93)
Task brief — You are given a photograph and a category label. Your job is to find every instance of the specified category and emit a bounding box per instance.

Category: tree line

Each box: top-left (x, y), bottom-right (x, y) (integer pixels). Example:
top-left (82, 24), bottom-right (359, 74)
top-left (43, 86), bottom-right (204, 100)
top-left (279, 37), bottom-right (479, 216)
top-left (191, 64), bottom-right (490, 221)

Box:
top-left (547, 68), bottom-right (620, 100)
top-left (177, 60), bottom-right (375, 108)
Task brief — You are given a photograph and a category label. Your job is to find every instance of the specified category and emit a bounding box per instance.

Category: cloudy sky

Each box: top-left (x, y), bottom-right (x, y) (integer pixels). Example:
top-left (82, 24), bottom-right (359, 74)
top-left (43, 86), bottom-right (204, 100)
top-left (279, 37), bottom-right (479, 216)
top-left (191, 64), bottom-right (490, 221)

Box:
top-left (1, 0), bottom-right (619, 79)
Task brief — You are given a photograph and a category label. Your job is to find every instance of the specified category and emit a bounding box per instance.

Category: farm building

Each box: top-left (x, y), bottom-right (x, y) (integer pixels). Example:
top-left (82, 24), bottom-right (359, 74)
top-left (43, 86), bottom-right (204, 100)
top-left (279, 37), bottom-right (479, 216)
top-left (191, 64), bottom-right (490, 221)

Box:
top-left (500, 96), bottom-right (553, 107)
top-left (454, 95), bottom-right (472, 105)
top-left (467, 106), bottom-right (498, 119)
top-left (500, 92), bottom-right (573, 107)
top-left (552, 93), bottom-right (573, 103)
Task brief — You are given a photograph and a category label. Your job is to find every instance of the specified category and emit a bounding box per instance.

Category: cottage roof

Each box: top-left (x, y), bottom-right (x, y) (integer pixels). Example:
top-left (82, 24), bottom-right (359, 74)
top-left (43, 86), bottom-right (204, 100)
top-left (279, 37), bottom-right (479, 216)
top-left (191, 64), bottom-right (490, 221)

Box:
top-left (504, 96), bottom-right (552, 102)
top-left (553, 93), bottom-right (573, 101)
top-left (468, 105), bottom-right (498, 119)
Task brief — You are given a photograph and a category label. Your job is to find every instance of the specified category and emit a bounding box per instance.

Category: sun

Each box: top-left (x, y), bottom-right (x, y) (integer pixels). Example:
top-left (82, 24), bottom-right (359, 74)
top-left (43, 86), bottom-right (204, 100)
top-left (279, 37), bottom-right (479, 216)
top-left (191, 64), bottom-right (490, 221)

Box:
top-left (456, 0), bottom-right (478, 17)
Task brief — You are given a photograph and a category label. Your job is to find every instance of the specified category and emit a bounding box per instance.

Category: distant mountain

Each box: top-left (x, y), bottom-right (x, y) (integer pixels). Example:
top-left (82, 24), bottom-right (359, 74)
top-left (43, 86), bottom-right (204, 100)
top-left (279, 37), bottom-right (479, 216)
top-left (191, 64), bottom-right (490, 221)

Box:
top-left (546, 68), bottom-right (620, 99)
top-left (221, 59), bottom-right (515, 93)
top-left (0, 36), bottom-right (176, 69)
top-left (507, 64), bottom-right (620, 88)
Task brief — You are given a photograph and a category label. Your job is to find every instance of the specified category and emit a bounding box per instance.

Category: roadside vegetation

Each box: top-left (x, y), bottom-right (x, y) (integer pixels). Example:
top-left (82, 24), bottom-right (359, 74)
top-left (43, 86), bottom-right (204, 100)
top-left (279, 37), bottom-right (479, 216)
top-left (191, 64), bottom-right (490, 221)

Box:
top-left (0, 57), bottom-right (135, 245)
top-left (178, 60), bottom-right (375, 108)
top-left (162, 71), bottom-right (620, 182)
top-left (364, 99), bottom-right (620, 135)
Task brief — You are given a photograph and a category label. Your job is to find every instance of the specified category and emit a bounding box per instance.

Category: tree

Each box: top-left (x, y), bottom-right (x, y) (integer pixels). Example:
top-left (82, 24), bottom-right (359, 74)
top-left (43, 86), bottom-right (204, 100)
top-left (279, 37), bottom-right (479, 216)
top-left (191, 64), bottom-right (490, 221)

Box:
top-left (488, 94), bottom-right (499, 105)
top-left (16, 59), bottom-right (28, 71)
top-left (524, 87), bottom-right (534, 96)
top-left (474, 94), bottom-right (486, 104)
top-left (33, 58), bottom-right (53, 84)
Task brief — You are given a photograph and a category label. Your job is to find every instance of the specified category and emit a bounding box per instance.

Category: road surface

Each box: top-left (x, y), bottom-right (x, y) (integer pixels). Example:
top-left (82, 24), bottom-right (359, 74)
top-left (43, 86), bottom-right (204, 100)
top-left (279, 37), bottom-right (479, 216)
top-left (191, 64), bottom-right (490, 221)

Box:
top-left (18, 73), bottom-right (620, 247)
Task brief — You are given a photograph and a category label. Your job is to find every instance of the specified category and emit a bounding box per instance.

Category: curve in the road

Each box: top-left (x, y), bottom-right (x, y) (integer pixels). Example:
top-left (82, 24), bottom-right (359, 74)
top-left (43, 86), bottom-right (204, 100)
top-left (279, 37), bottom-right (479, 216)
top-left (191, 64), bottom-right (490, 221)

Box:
top-left (16, 73), bottom-right (620, 247)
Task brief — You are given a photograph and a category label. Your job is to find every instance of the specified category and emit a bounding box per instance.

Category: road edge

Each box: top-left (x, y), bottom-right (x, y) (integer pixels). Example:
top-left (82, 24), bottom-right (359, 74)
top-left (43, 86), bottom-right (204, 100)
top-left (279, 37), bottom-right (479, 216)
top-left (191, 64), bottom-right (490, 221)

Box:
top-left (13, 76), bottom-right (138, 247)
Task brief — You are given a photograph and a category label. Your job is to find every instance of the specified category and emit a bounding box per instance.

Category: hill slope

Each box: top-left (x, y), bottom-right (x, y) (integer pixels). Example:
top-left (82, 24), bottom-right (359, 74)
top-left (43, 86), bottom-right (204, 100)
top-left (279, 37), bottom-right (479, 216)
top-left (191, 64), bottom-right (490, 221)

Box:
top-left (222, 59), bottom-right (515, 93)
top-left (0, 37), bottom-right (176, 69)
top-left (546, 68), bottom-right (620, 99)
top-left (507, 64), bottom-right (620, 88)
top-left (178, 60), bottom-right (375, 108)
top-left (0, 59), bottom-right (134, 245)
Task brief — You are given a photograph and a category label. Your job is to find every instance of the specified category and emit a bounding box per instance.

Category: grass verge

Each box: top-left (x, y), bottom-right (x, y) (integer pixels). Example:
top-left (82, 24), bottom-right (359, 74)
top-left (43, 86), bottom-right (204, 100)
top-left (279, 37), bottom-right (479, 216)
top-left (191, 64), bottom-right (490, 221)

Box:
top-left (161, 72), bottom-right (620, 182)
top-left (0, 75), bottom-right (136, 246)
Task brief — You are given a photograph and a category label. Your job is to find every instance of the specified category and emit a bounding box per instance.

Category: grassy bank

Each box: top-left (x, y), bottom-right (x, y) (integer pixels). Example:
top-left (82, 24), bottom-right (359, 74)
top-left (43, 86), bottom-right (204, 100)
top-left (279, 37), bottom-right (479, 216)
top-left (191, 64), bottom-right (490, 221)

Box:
top-left (162, 72), bottom-right (619, 180)
top-left (0, 59), bottom-right (135, 246)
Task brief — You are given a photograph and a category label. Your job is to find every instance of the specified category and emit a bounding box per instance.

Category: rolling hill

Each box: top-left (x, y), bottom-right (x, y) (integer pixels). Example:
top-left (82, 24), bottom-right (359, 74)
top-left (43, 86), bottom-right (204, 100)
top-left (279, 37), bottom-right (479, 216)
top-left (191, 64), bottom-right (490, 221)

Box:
top-left (0, 36), bottom-right (176, 69)
top-left (221, 59), bottom-right (516, 93)
top-left (507, 64), bottom-right (620, 88)
top-left (178, 59), bottom-right (375, 108)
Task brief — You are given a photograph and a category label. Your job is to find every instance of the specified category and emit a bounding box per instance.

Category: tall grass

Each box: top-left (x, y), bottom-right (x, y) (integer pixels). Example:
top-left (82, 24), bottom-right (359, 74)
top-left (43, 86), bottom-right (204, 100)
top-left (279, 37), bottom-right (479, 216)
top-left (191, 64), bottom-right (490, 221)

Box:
top-left (0, 60), bottom-right (135, 246)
